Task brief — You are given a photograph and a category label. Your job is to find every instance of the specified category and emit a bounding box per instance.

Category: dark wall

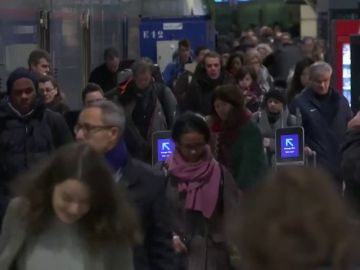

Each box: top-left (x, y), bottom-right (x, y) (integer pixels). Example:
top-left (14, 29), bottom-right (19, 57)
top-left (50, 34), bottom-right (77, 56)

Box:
top-left (214, 0), bottom-right (300, 35)
top-left (329, 0), bottom-right (360, 9)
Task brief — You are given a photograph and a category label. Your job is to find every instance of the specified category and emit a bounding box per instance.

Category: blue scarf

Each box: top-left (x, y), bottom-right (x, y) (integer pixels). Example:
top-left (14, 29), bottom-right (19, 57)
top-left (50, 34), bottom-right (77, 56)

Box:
top-left (105, 140), bottom-right (128, 173)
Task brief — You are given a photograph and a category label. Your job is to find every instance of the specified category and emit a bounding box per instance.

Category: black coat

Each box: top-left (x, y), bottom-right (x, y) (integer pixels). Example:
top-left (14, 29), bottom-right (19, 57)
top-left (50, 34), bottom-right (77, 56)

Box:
top-left (89, 61), bottom-right (134, 92)
top-left (341, 128), bottom-right (360, 212)
top-left (120, 158), bottom-right (175, 270)
top-left (183, 69), bottom-right (229, 116)
top-left (289, 88), bottom-right (352, 181)
top-left (89, 63), bottom-right (117, 92)
top-left (0, 100), bottom-right (73, 221)
top-left (269, 44), bottom-right (303, 81)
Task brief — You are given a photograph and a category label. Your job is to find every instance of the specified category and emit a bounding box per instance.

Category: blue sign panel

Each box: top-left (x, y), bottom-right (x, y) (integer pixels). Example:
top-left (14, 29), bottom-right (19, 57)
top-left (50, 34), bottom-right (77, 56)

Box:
top-left (139, 16), bottom-right (215, 63)
top-left (157, 138), bottom-right (175, 162)
top-left (280, 134), bottom-right (299, 159)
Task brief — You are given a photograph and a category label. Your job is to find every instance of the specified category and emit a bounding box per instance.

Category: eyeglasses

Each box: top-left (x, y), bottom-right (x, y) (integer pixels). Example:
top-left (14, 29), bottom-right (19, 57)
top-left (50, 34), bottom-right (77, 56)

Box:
top-left (74, 123), bottom-right (113, 135)
top-left (178, 142), bottom-right (206, 152)
top-left (85, 98), bottom-right (104, 106)
top-left (40, 87), bottom-right (56, 94)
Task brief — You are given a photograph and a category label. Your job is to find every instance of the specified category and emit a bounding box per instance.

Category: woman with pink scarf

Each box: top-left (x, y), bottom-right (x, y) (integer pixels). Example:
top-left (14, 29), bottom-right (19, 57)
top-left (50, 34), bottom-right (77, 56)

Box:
top-left (165, 113), bottom-right (241, 270)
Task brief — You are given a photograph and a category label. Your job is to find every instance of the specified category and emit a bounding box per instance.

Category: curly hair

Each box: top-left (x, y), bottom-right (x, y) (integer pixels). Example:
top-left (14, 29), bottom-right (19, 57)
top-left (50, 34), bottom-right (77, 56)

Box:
top-left (236, 167), bottom-right (358, 270)
top-left (16, 142), bottom-right (140, 250)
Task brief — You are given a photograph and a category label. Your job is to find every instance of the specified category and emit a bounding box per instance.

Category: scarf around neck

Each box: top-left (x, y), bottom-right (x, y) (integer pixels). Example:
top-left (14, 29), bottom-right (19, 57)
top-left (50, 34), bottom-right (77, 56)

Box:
top-left (105, 140), bottom-right (128, 173)
top-left (166, 147), bottom-right (221, 219)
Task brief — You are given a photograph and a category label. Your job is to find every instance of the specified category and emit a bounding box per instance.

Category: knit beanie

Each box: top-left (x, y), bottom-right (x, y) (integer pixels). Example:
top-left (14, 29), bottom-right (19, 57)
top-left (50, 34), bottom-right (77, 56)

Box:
top-left (263, 88), bottom-right (286, 105)
top-left (7, 67), bottom-right (39, 94)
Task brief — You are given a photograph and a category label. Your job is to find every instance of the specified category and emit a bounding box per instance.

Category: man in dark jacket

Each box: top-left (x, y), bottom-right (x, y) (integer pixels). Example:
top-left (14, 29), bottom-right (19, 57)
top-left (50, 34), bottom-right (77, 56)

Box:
top-left (268, 35), bottom-right (303, 82)
top-left (75, 100), bottom-right (175, 270)
top-left (289, 61), bottom-right (352, 183)
top-left (89, 47), bottom-right (133, 92)
top-left (184, 51), bottom-right (230, 116)
top-left (0, 68), bottom-right (72, 221)
top-left (107, 58), bottom-right (177, 162)
top-left (173, 46), bottom-right (209, 112)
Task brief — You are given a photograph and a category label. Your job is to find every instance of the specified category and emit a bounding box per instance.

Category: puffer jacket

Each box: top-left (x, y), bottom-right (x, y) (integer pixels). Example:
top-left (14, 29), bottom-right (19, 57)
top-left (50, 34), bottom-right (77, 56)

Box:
top-left (0, 99), bottom-right (73, 220)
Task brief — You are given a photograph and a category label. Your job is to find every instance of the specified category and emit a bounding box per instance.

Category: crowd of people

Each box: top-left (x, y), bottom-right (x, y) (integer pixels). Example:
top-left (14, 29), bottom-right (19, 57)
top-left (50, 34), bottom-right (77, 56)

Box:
top-left (0, 25), bottom-right (360, 270)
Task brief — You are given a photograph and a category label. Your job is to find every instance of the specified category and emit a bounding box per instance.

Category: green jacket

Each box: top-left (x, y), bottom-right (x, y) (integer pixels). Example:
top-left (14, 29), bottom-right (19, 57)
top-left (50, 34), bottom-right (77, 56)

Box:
top-left (231, 121), bottom-right (266, 190)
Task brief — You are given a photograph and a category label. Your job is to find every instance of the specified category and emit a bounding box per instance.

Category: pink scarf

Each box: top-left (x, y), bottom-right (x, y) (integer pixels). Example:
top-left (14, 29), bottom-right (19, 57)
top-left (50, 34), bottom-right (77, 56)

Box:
top-left (166, 147), bottom-right (221, 219)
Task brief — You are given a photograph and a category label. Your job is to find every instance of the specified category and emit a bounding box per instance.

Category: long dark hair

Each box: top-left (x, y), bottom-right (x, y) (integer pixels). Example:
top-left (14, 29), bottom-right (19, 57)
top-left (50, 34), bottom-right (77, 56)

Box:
top-left (226, 52), bottom-right (244, 75)
top-left (211, 84), bottom-right (249, 131)
top-left (172, 112), bottom-right (210, 144)
top-left (288, 58), bottom-right (314, 103)
top-left (16, 142), bottom-right (139, 249)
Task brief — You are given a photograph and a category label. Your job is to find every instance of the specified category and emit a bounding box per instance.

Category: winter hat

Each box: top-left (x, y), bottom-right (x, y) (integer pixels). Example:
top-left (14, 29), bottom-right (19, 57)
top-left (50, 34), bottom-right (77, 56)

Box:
top-left (263, 88), bottom-right (286, 106)
top-left (6, 67), bottom-right (39, 94)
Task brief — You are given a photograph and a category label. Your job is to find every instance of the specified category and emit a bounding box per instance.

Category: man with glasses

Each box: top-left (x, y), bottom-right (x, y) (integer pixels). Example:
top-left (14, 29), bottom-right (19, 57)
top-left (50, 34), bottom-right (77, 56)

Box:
top-left (0, 67), bottom-right (72, 222)
top-left (75, 100), bottom-right (175, 270)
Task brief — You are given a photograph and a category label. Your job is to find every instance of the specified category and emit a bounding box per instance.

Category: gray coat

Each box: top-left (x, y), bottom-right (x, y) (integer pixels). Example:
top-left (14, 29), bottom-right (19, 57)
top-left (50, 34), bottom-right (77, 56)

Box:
top-left (0, 198), bottom-right (134, 270)
top-left (252, 108), bottom-right (300, 166)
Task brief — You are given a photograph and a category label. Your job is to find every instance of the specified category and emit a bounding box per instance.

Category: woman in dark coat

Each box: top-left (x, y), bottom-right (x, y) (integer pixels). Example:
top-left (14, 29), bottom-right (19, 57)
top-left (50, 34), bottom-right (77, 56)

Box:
top-left (208, 84), bottom-right (266, 191)
top-left (165, 113), bottom-right (241, 270)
